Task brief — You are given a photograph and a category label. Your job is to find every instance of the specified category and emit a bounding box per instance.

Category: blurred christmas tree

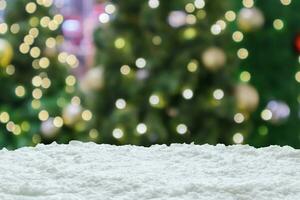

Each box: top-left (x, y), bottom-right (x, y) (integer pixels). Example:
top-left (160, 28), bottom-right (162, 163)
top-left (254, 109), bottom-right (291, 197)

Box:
top-left (85, 0), bottom-right (255, 145)
top-left (232, 0), bottom-right (300, 148)
top-left (0, 0), bottom-right (86, 149)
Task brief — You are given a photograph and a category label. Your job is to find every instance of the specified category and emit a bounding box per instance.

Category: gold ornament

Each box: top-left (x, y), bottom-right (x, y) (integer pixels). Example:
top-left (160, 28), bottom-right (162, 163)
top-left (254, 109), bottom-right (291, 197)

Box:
top-left (80, 67), bottom-right (104, 92)
top-left (202, 47), bottom-right (226, 71)
top-left (237, 8), bottom-right (264, 32)
top-left (235, 84), bottom-right (259, 112)
top-left (0, 38), bottom-right (13, 68)
top-left (62, 104), bottom-right (83, 126)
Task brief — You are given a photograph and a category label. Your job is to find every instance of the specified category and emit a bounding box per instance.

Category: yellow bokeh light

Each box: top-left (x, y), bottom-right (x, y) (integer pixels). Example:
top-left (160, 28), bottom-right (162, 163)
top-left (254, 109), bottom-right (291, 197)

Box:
top-left (41, 78), bottom-right (51, 89)
top-left (0, 23), bottom-right (8, 34)
top-left (24, 35), bottom-right (35, 45)
top-left (53, 14), bottom-right (64, 24)
top-left (10, 23), bottom-right (20, 34)
top-left (15, 86), bottom-right (26, 97)
top-left (225, 10), bottom-right (236, 22)
top-left (66, 75), bottom-right (76, 86)
top-left (185, 3), bottom-right (195, 13)
top-left (25, 2), bottom-right (37, 14)
top-left (19, 43), bottom-right (30, 54)
top-left (114, 37), bottom-right (126, 49)
top-left (82, 110), bottom-right (93, 121)
top-left (120, 65), bottom-right (131, 75)
top-left (29, 28), bottom-right (39, 38)
top-left (232, 31), bottom-right (243, 42)
top-left (31, 99), bottom-right (41, 109)
top-left (53, 116), bottom-right (64, 128)
top-left (280, 0), bottom-right (292, 6)
top-left (295, 71), bottom-right (300, 83)
top-left (261, 109), bottom-right (272, 121)
top-left (30, 47), bottom-right (41, 58)
top-left (46, 37), bottom-right (56, 48)
top-left (40, 16), bottom-right (51, 27)
top-left (273, 19), bottom-right (284, 30)
top-left (240, 71), bottom-right (251, 82)
top-left (32, 76), bottom-right (42, 87)
top-left (0, 0), bottom-right (7, 10)
top-left (32, 88), bottom-right (43, 99)
top-left (39, 57), bottom-right (50, 69)
top-left (38, 110), bottom-right (49, 121)
top-left (187, 60), bottom-right (198, 72)
top-left (242, 0), bottom-right (254, 8)
top-left (6, 65), bottom-right (15, 75)
top-left (237, 48), bottom-right (249, 59)
top-left (0, 112), bottom-right (10, 123)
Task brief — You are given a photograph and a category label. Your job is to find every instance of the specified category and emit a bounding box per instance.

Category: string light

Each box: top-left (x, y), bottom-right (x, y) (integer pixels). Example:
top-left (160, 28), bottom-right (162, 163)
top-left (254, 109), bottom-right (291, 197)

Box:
top-left (233, 133), bottom-right (244, 144)
top-left (148, 0), bottom-right (159, 9)
top-left (280, 0), bottom-right (292, 6)
top-left (112, 128), bottom-right (124, 139)
top-left (237, 48), bottom-right (249, 59)
top-left (182, 89), bottom-right (194, 100)
top-left (273, 19), bottom-right (284, 30)
top-left (213, 89), bottom-right (224, 100)
top-left (136, 58), bottom-right (146, 68)
top-left (120, 65), bottom-right (131, 75)
top-left (105, 4), bottom-right (116, 14)
top-left (99, 13), bottom-right (110, 23)
top-left (38, 110), bottom-right (49, 121)
top-left (82, 110), bottom-right (93, 121)
top-left (0, 112), bottom-right (10, 123)
top-left (115, 99), bottom-right (126, 109)
top-left (225, 10), bottom-right (236, 22)
top-left (136, 123), bottom-right (147, 134)
top-left (234, 113), bottom-right (245, 123)
top-left (176, 124), bottom-right (188, 135)
top-left (149, 95), bottom-right (160, 106)
top-left (242, 0), bottom-right (254, 8)
top-left (25, 2), bottom-right (37, 14)
top-left (187, 60), bottom-right (198, 72)
top-left (261, 109), bottom-right (272, 121)
top-left (0, 23), bottom-right (8, 34)
top-left (15, 86), bottom-right (26, 97)
top-left (240, 71), bottom-right (251, 82)
top-left (89, 129), bottom-right (99, 139)
top-left (232, 31), bottom-right (244, 42)
top-left (194, 0), bottom-right (205, 9)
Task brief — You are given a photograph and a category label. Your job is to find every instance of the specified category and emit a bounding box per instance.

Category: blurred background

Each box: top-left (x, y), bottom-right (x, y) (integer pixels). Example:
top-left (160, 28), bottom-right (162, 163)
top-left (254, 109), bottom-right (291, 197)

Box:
top-left (0, 0), bottom-right (300, 149)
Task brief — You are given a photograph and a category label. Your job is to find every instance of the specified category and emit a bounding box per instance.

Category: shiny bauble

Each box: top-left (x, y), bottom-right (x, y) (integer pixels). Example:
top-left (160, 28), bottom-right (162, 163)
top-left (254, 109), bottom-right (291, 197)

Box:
top-left (0, 38), bottom-right (13, 68)
top-left (62, 104), bottom-right (83, 126)
top-left (80, 67), bottom-right (104, 92)
top-left (235, 84), bottom-right (259, 112)
top-left (202, 47), bottom-right (226, 71)
top-left (40, 118), bottom-right (60, 138)
top-left (237, 8), bottom-right (264, 32)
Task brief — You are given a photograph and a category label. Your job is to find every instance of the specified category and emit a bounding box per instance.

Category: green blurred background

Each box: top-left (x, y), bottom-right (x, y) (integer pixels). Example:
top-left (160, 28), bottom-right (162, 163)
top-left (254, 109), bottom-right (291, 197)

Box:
top-left (0, 0), bottom-right (300, 149)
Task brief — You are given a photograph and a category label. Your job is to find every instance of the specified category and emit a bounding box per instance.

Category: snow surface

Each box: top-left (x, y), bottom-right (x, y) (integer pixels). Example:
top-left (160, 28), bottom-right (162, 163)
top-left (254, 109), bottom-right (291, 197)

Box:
top-left (0, 141), bottom-right (299, 200)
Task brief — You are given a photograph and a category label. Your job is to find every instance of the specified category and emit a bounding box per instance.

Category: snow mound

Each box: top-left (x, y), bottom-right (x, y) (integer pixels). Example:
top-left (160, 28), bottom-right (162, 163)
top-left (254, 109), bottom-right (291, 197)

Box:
top-left (0, 141), bottom-right (299, 200)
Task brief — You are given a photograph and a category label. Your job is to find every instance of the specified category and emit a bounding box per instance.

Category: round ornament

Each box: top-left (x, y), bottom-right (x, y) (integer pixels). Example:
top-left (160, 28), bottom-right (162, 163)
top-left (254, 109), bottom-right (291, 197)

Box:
top-left (294, 34), bottom-right (300, 53)
top-left (237, 8), bottom-right (264, 32)
top-left (266, 100), bottom-right (290, 123)
top-left (0, 38), bottom-right (13, 68)
top-left (41, 118), bottom-right (60, 138)
top-left (62, 104), bottom-right (83, 126)
top-left (80, 67), bottom-right (104, 92)
top-left (202, 47), bottom-right (226, 71)
top-left (235, 84), bottom-right (259, 112)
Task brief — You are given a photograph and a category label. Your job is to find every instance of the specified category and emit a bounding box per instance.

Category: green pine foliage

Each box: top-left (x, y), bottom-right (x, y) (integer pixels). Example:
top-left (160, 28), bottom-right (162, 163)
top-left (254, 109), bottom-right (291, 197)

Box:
top-left (233, 0), bottom-right (300, 148)
top-left (0, 0), bottom-right (78, 149)
top-left (90, 0), bottom-right (240, 146)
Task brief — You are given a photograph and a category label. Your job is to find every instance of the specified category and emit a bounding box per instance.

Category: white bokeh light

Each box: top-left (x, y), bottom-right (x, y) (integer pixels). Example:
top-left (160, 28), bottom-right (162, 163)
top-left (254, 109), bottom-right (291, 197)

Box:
top-left (148, 0), bottom-right (159, 8)
top-left (115, 99), bottom-right (126, 109)
top-left (136, 123), bottom-right (147, 134)
top-left (176, 124), bottom-right (188, 135)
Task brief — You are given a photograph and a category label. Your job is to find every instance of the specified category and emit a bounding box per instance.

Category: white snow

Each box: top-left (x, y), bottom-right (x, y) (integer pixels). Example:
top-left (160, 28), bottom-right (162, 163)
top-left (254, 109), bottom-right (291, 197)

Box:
top-left (0, 141), bottom-right (299, 200)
